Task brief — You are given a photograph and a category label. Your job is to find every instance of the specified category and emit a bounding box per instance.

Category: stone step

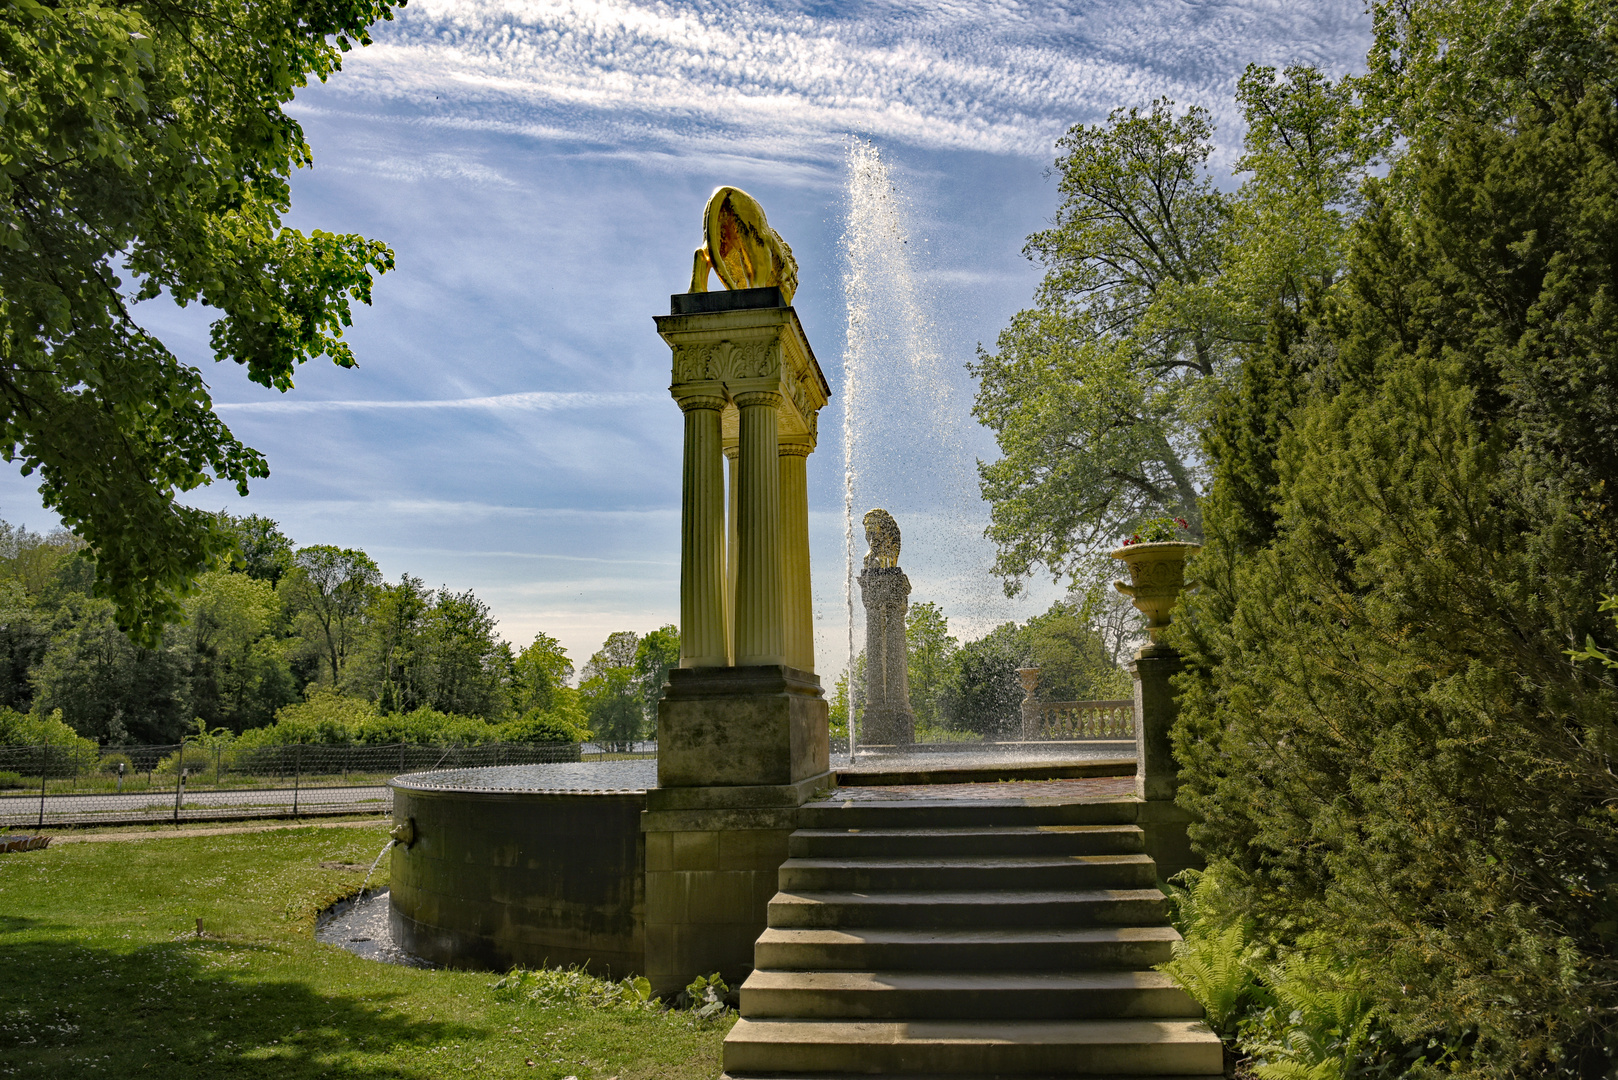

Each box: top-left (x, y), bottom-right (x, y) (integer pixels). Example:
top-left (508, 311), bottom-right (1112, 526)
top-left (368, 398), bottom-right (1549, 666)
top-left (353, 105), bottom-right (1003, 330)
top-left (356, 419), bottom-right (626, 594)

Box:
top-left (725, 1073), bottom-right (1223, 1080)
top-left (740, 969), bottom-right (1202, 1020)
top-left (778, 854), bottom-right (1158, 893)
top-left (797, 800), bottom-right (1138, 831)
top-left (722, 1017), bottom-right (1223, 1076)
top-left (767, 888), bottom-right (1168, 929)
top-left (789, 825), bottom-right (1145, 859)
top-left (754, 926), bottom-right (1181, 973)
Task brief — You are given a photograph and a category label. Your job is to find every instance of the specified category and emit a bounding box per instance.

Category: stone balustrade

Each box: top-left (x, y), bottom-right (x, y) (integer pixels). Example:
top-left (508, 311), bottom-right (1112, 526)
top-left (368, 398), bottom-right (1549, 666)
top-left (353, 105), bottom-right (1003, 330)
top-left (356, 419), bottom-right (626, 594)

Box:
top-left (1022, 699), bottom-right (1135, 740)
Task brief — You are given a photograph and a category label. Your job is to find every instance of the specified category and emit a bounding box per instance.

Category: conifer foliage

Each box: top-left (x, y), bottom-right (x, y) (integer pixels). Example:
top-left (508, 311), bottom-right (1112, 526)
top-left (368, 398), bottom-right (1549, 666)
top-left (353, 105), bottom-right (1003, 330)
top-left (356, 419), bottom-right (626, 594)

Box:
top-left (1172, 2), bottom-right (1618, 1072)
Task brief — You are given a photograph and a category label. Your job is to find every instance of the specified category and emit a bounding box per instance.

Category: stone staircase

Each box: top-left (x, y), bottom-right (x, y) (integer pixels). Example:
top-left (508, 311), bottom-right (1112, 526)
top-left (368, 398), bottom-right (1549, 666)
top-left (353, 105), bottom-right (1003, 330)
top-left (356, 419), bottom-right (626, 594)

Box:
top-left (722, 796), bottom-right (1222, 1078)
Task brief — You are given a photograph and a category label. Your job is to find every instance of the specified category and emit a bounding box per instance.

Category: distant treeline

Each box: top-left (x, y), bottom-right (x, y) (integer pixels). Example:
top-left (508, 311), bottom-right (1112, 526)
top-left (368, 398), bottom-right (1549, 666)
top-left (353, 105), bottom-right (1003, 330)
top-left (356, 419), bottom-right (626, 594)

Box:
top-left (0, 516), bottom-right (679, 748)
top-left (828, 598), bottom-right (1136, 740)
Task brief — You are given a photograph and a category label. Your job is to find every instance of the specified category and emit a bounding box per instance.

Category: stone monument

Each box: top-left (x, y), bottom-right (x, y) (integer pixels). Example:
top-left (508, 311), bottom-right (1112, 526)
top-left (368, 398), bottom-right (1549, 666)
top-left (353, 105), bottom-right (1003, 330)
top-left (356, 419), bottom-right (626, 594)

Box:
top-left (643, 186), bottom-right (831, 996)
top-left (857, 509), bottom-right (915, 746)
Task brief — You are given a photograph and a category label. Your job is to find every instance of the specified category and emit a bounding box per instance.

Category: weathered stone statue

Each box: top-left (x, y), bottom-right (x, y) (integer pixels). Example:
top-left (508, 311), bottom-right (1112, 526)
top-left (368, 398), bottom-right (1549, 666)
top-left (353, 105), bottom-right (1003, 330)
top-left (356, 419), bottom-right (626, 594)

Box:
top-left (858, 509), bottom-right (915, 746)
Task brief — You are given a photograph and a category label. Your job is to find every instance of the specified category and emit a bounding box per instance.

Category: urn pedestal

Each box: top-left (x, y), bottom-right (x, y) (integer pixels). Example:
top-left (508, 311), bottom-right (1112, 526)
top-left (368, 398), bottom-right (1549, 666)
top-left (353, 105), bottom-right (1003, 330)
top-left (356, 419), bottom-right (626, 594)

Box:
top-left (1112, 541), bottom-right (1202, 878)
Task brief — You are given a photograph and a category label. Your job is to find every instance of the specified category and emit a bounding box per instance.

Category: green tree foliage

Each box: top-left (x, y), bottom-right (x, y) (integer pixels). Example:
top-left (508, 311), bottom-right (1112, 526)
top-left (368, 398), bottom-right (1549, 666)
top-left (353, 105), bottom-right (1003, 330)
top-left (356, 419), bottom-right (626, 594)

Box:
top-left (512, 632), bottom-right (575, 715)
top-left (1022, 600), bottom-right (1131, 701)
top-left (1174, 3), bottom-right (1618, 1069)
top-left (0, 513), bottom-right (593, 743)
top-left (582, 631), bottom-right (644, 750)
top-left (32, 590), bottom-right (188, 743)
top-left (937, 622), bottom-right (1026, 737)
top-left (904, 601), bottom-right (956, 727)
top-left (229, 515), bottom-right (295, 587)
top-left (1, 0), bottom-right (400, 640)
top-left (976, 71), bottom-right (1368, 594)
top-left (970, 101), bottom-right (1226, 591)
top-left (178, 569), bottom-right (295, 732)
top-left (633, 624), bottom-right (680, 725)
top-left (279, 545), bottom-right (380, 685)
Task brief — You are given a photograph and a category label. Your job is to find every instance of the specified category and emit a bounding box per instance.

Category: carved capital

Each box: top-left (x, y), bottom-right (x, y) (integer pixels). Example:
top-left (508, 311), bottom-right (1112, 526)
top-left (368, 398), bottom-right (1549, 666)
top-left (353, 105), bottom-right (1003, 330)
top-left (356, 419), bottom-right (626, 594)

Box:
top-left (777, 440), bottom-right (813, 458)
top-left (676, 394), bottom-right (728, 413)
top-left (734, 389), bottom-right (783, 410)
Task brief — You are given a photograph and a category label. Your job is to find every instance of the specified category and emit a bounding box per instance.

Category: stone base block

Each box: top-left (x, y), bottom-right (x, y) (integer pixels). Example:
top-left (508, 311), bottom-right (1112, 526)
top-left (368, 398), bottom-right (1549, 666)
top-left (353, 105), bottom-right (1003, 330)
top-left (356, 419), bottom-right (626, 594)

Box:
top-left (643, 798), bottom-right (813, 998)
top-left (658, 665), bottom-right (829, 789)
top-left (1134, 799), bottom-right (1202, 882)
top-left (861, 705), bottom-right (915, 747)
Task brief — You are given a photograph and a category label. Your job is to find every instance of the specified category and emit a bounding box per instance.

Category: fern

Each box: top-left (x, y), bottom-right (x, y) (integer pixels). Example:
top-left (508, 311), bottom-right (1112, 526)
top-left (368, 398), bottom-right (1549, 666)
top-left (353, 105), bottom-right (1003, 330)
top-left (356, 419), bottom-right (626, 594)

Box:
top-left (1162, 920), bottom-right (1257, 1034)
top-left (1158, 867), bottom-right (1258, 1036)
top-left (1246, 948), bottom-right (1377, 1080)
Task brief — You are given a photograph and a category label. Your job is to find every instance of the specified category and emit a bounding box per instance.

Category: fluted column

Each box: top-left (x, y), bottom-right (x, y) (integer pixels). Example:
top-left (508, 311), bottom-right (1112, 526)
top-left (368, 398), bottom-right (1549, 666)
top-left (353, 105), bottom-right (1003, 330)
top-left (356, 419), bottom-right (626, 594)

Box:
top-left (677, 396), bottom-right (729, 667)
top-left (779, 442), bottom-right (814, 673)
top-left (734, 390), bottom-right (785, 665)
top-left (724, 445), bottom-right (739, 666)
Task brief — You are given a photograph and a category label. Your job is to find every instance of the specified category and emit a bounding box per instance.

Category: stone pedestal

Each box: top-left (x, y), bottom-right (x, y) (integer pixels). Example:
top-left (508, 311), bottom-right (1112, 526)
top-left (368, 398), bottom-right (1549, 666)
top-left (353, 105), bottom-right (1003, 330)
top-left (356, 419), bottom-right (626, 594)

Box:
top-left (1130, 642), bottom-right (1200, 880)
top-left (859, 566), bottom-right (914, 745)
top-left (643, 665), bottom-right (829, 996)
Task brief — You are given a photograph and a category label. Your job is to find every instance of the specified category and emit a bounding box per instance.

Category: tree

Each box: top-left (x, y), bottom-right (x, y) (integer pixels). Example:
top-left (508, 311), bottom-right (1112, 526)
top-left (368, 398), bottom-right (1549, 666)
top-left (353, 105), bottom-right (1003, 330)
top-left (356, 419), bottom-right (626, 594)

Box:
top-left (511, 632), bottom-right (574, 716)
top-left (633, 624), bottom-right (680, 727)
top-left (1174, 3), bottom-right (1618, 1067)
top-left (971, 101), bottom-right (1226, 593)
top-left (582, 631), bottom-right (640, 680)
top-left (1, 0), bottom-right (400, 642)
top-left (417, 587), bottom-right (509, 719)
top-left (350, 573), bottom-right (431, 713)
top-left (229, 515), bottom-right (295, 587)
top-left (1022, 600), bottom-right (1130, 701)
top-left (280, 545), bottom-right (379, 685)
top-left (179, 568), bottom-right (293, 732)
top-left (974, 75), bottom-right (1368, 595)
top-left (937, 623), bottom-right (1025, 737)
top-left (32, 592), bottom-right (188, 743)
top-left (904, 602), bottom-right (956, 728)
top-left (581, 631), bottom-right (646, 750)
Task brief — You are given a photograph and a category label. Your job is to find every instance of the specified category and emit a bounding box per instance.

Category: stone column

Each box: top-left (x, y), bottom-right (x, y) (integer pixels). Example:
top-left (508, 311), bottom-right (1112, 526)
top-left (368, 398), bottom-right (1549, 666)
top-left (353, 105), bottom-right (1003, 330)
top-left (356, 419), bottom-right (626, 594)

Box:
top-left (724, 445), bottom-right (739, 667)
top-left (1130, 640), bottom-right (1198, 879)
top-left (1132, 643), bottom-right (1184, 802)
top-left (678, 396), bottom-right (728, 667)
top-left (778, 442), bottom-right (814, 673)
top-left (734, 390), bottom-right (785, 666)
top-left (651, 289), bottom-right (831, 997)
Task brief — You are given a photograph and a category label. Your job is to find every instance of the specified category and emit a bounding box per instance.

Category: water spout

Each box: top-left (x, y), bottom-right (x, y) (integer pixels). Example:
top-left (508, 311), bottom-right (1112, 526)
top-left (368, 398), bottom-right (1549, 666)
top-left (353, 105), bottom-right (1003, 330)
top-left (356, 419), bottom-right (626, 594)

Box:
top-left (359, 839), bottom-right (395, 897)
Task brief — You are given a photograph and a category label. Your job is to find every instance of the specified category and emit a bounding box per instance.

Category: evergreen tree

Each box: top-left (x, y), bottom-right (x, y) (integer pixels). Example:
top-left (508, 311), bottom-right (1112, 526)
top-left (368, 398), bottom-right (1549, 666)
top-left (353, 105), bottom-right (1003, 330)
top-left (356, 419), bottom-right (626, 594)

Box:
top-left (1174, 3), bottom-right (1618, 1068)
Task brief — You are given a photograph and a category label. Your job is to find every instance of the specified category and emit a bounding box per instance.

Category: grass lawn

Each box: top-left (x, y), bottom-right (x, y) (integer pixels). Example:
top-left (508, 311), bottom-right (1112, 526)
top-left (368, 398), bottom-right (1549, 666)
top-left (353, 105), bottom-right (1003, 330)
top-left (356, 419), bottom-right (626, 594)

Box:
top-left (0, 821), bottom-right (731, 1078)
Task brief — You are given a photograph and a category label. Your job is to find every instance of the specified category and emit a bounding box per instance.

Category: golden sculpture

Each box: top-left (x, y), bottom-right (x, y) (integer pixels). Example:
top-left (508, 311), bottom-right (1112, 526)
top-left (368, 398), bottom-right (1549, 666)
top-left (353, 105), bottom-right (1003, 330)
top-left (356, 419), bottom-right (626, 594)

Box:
top-left (863, 508), bottom-right (901, 569)
top-left (689, 186), bottom-right (799, 303)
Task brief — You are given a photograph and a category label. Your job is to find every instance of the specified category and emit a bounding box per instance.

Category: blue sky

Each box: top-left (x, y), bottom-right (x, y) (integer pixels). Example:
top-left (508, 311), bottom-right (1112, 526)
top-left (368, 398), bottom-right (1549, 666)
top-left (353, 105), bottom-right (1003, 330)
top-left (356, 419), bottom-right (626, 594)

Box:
top-left (0, 0), bottom-right (1372, 677)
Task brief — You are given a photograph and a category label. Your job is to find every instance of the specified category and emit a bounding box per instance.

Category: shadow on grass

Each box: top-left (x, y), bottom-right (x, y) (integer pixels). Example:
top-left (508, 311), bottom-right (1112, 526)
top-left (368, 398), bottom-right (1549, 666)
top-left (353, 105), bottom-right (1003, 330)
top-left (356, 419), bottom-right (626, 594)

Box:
top-left (0, 937), bottom-right (486, 1078)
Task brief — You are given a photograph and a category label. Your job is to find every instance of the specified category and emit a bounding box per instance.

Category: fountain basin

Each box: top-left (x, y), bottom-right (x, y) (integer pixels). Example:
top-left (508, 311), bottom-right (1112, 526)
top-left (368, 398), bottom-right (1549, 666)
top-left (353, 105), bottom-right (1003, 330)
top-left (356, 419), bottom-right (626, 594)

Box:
top-left (388, 761), bottom-right (655, 975)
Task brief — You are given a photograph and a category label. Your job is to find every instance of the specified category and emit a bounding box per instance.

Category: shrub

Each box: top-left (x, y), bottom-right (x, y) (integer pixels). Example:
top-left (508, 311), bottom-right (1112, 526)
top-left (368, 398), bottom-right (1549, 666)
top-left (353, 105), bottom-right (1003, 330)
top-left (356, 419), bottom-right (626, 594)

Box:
top-left (97, 753), bottom-right (134, 776)
top-left (154, 745), bottom-right (214, 776)
top-left (0, 771), bottom-right (26, 789)
top-left (500, 701), bottom-right (591, 745)
top-left (491, 966), bottom-right (656, 1011)
top-left (0, 707), bottom-right (97, 755)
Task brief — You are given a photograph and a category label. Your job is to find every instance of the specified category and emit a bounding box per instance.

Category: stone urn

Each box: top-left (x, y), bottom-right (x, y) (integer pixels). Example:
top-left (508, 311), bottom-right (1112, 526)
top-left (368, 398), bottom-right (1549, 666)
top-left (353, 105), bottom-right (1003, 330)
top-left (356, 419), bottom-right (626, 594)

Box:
top-left (1111, 541), bottom-right (1201, 643)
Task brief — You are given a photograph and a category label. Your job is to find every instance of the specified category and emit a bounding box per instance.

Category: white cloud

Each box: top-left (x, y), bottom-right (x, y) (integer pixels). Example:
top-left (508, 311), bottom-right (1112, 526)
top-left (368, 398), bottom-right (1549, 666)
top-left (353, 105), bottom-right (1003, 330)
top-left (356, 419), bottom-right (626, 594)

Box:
top-left (213, 390), bottom-right (660, 413)
top-left (319, 0), bottom-right (1371, 162)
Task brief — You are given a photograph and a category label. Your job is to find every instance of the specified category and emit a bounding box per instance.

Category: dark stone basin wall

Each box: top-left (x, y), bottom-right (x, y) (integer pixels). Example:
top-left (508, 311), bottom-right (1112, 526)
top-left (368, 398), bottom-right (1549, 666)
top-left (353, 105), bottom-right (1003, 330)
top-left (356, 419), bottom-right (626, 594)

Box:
top-left (389, 784), bottom-right (647, 976)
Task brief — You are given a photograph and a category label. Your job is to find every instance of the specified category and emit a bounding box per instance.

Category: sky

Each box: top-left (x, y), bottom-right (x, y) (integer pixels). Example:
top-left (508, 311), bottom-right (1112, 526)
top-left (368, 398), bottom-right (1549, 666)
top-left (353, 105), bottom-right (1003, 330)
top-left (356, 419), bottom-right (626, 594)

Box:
top-left (0, 0), bottom-right (1374, 678)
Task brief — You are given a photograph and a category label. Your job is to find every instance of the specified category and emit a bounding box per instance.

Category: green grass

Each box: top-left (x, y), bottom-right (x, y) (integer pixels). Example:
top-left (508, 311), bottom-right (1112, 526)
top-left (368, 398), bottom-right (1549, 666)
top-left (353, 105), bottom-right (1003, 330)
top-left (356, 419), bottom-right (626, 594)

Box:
top-left (0, 822), bottom-right (731, 1078)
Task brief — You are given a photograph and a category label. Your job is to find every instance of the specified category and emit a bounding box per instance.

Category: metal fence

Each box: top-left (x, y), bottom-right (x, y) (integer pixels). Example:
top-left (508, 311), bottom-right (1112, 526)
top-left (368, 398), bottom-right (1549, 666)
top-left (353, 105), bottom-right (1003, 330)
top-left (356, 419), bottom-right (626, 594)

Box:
top-left (0, 741), bottom-right (653, 829)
